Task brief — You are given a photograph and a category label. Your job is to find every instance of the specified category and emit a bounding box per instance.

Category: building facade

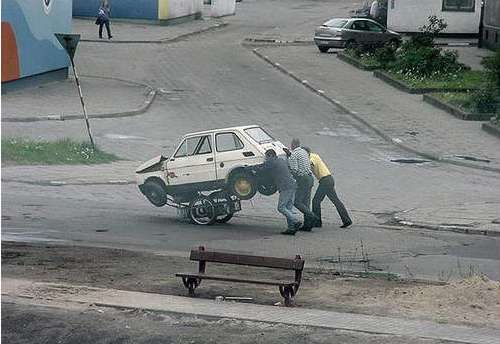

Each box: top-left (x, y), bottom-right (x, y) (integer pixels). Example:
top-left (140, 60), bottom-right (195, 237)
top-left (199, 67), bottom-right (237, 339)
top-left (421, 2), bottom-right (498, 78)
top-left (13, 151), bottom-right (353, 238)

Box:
top-left (482, 0), bottom-right (500, 49)
top-left (387, 0), bottom-right (481, 34)
top-left (73, 0), bottom-right (203, 23)
top-left (1, 0), bottom-right (72, 87)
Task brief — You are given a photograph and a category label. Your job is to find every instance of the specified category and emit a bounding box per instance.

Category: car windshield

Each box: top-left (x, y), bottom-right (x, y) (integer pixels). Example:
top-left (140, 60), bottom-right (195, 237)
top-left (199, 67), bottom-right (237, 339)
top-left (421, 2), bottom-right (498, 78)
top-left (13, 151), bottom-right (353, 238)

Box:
top-left (323, 19), bottom-right (348, 28)
top-left (244, 127), bottom-right (274, 144)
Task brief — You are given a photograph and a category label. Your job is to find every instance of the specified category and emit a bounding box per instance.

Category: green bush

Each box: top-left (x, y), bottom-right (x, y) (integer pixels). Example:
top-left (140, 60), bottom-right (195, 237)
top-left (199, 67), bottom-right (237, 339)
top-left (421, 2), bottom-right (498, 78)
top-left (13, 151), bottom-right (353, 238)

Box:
top-left (468, 89), bottom-right (498, 114)
top-left (389, 16), bottom-right (466, 78)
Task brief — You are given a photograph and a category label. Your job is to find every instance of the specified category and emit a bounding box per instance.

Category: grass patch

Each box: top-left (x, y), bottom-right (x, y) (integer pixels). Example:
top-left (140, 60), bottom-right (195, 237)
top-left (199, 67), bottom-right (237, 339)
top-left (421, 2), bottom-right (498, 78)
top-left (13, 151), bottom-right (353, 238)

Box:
top-left (343, 50), bottom-right (382, 69)
top-left (433, 92), bottom-right (500, 114)
top-left (388, 70), bottom-right (484, 90)
top-left (2, 138), bottom-right (120, 165)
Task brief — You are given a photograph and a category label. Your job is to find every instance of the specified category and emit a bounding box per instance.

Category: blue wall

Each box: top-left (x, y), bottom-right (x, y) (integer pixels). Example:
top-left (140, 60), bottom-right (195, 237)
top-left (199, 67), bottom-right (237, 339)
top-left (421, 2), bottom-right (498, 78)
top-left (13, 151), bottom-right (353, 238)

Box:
top-left (1, 0), bottom-right (71, 82)
top-left (73, 0), bottom-right (158, 20)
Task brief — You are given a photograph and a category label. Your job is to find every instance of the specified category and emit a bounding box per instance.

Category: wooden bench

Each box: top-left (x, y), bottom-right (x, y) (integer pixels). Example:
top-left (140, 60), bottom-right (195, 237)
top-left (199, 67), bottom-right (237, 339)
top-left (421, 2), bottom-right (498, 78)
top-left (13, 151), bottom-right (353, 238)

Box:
top-left (176, 246), bottom-right (305, 306)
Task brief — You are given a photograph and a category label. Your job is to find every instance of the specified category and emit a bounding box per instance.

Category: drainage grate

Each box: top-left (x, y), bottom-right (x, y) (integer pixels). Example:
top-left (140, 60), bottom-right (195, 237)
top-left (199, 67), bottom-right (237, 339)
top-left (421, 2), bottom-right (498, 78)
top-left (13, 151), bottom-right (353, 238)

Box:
top-left (455, 155), bottom-right (491, 163)
top-left (390, 158), bottom-right (429, 164)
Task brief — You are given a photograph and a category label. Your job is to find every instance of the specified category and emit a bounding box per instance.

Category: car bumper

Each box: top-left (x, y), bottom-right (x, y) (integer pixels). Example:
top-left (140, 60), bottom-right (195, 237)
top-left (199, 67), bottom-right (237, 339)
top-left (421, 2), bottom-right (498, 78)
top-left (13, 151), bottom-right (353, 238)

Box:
top-left (314, 36), bottom-right (345, 48)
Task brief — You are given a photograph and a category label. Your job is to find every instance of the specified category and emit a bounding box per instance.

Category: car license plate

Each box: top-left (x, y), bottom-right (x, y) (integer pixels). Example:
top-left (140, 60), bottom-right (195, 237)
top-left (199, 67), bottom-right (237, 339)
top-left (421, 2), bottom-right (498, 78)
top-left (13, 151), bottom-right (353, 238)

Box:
top-left (317, 40), bottom-right (330, 45)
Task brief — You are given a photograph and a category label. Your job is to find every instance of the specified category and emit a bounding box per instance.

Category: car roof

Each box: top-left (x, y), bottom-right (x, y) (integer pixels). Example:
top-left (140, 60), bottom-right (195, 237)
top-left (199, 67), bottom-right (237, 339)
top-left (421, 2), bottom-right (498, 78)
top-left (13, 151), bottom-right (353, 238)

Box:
top-left (184, 125), bottom-right (260, 137)
top-left (324, 17), bottom-right (379, 24)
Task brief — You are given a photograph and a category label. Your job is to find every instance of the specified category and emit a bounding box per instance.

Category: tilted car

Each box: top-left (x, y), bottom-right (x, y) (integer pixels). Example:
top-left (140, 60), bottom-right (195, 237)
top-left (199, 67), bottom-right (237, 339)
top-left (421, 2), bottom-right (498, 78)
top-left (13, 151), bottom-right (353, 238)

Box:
top-left (136, 125), bottom-right (286, 208)
top-left (314, 17), bottom-right (401, 53)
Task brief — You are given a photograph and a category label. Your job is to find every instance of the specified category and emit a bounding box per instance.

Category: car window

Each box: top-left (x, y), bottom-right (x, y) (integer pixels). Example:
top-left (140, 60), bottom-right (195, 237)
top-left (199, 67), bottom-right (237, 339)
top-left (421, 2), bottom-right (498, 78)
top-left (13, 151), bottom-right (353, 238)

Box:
top-left (366, 21), bottom-right (384, 32)
top-left (196, 136), bottom-right (212, 155)
top-left (323, 19), bottom-right (348, 28)
top-left (174, 136), bottom-right (206, 158)
top-left (351, 20), bottom-right (368, 31)
top-left (216, 132), bottom-right (244, 152)
top-left (244, 127), bottom-right (274, 144)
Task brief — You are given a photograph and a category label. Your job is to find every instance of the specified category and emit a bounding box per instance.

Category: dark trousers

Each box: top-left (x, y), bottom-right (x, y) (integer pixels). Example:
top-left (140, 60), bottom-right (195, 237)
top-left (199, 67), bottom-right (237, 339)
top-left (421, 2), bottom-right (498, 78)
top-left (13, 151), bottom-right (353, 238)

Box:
top-left (294, 174), bottom-right (316, 225)
top-left (99, 20), bottom-right (111, 38)
top-left (312, 175), bottom-right (351, 225)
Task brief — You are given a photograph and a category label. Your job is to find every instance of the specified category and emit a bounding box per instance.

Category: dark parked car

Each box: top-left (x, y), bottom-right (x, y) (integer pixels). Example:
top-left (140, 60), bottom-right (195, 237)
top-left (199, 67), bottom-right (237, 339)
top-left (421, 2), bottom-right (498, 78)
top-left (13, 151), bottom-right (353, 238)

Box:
top-left (314, 17), bottom-right (401, 53)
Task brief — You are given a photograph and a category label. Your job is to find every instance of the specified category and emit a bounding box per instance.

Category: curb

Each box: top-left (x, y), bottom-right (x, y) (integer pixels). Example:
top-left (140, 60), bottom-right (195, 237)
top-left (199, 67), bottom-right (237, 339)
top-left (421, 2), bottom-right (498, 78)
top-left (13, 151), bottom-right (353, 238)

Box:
top-left (1, 178), bottom-right (135, 186)
top-left (80, 22), bottom-right (228, 44)
top-left (2, 77), bottom-right (157, 123)
top-left (482, 121), bottom-right (500, 139)
top-left (392, 218), bottom-right (500, 237)
top-left (242, 37), bottom-right (313, 46)
top-left (373, 70), bottom-right (477, 94)
top-left (250, 48), bottom-right (500, 174)
top-left (423, 94), bottom-right (494, 121)
top-left (337, 52), bottom-right (380, 71)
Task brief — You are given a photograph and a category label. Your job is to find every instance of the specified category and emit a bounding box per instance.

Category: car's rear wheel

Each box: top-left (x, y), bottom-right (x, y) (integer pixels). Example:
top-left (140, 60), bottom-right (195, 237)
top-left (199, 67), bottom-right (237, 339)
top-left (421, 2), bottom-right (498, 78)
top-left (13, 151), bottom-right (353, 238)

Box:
top-left (258, 183), bottom-right (277, 196)
top-left (227, 171), bottom-right (257, 200)
top-left (318, 46), bottom-right (329, 53)
top-left (345, 40), bottom-right (357, 50)
top-left (142, 179), bottom-right (168, 207)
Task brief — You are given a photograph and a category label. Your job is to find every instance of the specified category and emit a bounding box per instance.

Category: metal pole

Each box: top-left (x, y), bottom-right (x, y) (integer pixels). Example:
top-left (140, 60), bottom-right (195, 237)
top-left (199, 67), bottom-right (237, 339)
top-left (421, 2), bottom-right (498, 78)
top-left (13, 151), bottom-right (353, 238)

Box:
top-left (478, 0), bottom-right (485, 49)
top-left (69, 56), bottom-right (95, 149)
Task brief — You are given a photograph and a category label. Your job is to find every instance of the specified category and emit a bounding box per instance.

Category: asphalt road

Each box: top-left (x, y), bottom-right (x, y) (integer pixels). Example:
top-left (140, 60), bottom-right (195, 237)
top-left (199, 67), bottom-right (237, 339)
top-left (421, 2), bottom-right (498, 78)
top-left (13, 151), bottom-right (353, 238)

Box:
top-left (2, 0), bottom-right (500, 281)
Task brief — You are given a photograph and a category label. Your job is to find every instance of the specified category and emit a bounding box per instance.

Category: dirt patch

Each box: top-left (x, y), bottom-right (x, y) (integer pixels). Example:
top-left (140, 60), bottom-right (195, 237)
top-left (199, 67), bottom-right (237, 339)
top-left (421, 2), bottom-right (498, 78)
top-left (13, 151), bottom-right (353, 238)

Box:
top-left (2, 242), bottom-right (499, 328)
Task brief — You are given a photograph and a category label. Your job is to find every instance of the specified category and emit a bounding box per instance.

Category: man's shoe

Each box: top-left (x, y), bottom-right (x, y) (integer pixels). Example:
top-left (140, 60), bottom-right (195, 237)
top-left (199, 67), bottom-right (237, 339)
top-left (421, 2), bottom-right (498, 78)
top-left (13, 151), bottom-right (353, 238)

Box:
top-left (281, 229), bottom-right (296, 235)
top-left (340, 220), bottom-right (352, 228)
top-left (293, 222), bottom-right (302, 230)
top-left (312, 218), bottom-right (322, 228)
top-left (298, 225), bottom-right (312, 232)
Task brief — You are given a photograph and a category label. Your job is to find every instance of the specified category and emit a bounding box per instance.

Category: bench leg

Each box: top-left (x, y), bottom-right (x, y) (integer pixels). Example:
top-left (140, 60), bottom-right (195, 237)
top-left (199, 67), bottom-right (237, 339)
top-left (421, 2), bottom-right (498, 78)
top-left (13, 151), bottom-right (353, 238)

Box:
top-left (279, 285), bottom-right (295, 307)
top-left (182, 277), bottom-right (200, 297)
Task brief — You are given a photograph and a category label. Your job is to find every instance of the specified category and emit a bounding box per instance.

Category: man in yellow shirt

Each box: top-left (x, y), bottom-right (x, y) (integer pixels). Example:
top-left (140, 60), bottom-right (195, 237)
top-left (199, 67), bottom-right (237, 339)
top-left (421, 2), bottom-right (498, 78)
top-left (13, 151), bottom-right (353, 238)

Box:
top-left (304, 147), bottom-right (352, 228)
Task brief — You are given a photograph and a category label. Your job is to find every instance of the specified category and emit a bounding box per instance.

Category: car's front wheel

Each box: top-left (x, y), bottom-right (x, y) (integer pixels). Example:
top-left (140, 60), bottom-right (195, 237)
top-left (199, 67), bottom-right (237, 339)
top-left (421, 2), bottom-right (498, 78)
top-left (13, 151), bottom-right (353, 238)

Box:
top-left (318, 46), bottom-right (329, 53)
top-left (227, 171), bottom-right (257, 200)
top-left (142, 179), bottom-right (168, 207)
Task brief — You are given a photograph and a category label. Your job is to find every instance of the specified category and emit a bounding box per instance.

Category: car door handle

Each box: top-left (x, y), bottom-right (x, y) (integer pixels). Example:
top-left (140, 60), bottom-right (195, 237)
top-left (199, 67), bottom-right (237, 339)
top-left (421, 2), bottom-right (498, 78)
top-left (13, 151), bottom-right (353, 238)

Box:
top-left (207, 157), bottom-right (214, 162)
top-left (243, 151), bottom-right (255, 157)
top-left (220, 162), bottom-right (224, 168)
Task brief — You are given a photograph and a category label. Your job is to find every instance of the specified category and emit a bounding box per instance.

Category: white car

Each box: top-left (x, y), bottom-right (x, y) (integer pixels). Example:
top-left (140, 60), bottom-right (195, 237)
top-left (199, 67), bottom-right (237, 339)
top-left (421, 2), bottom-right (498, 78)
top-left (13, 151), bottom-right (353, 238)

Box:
top-left (136, 125), bottom-right (287, 208)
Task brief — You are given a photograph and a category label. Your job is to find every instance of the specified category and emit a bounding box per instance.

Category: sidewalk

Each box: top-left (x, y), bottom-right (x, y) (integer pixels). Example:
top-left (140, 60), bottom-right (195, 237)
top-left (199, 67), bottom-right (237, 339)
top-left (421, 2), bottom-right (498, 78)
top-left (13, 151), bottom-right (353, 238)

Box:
top-left (393, 202), bottom-right (500, 237)
top-left (1, 161), bottom-right (137, 185)
top-left (2, 76), bottom-right (154, 122)
top-left (254, 45), bottom-right (500, 172)
top-left (3, 278), bottom-right (500, 344)
top-left (73, 17), bottom-right (226, 43)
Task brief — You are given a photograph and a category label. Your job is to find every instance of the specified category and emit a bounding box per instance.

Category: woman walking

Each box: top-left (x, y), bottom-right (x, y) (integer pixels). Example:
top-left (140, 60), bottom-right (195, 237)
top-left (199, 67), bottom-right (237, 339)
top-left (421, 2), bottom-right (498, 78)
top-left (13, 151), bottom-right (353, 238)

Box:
top-left (96, 0), bottom-right (112, 39)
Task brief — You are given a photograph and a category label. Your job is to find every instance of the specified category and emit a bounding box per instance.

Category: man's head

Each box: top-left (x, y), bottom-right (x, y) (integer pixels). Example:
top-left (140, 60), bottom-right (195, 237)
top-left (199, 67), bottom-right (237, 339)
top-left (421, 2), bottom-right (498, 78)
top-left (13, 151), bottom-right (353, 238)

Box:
top-left (291, 138), bottom-right (300, 150)
top-left (265, 149), bottom-right (277, 159)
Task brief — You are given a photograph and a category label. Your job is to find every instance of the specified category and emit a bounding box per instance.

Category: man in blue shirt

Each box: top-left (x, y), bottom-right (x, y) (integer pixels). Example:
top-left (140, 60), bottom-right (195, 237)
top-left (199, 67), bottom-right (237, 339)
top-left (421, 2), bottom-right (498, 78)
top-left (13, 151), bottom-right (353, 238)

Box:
top-left (258, 149), bottom-right (302, 235)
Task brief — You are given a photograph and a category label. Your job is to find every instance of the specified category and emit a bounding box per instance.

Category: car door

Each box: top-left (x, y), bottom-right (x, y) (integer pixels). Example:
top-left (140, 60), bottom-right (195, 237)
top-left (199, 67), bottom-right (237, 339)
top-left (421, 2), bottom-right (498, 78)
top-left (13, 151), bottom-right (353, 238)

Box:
top-left (346, 20), bottom-right (368, 44)
top-left (214, 131), bottom-right (260, 180)
top-left (166, 134), bottom-right (216, 188)
top-left (365, 20), bottom-right (386, 46)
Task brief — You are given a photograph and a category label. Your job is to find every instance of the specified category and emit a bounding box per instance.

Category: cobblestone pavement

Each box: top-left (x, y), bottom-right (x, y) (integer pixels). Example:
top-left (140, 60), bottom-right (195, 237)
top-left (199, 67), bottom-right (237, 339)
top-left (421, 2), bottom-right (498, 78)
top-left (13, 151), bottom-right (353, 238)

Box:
top-left (2, 76), bottom-right (152, 121)
top-left (3, 279), bottom-right (500, 344)
top-left (72, 15), bottom-right (226, 43)
top-left (255, 45), bottom-right (500, 171)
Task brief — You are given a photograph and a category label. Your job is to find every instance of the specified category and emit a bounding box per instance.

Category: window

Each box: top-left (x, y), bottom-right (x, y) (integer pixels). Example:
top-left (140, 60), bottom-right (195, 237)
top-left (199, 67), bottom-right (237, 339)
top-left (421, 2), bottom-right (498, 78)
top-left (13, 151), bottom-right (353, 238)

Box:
top-left (350, 20), bottom-right (369, 31)
top-left (244, 127), bottom-right (274, 144)
top-left (216, 133), bottom-right (244, 152)
top-left (174, 135), bottom-right (212, 157)
top-left (442, 0), bottom-right (475, 12)
top-left (323, 19), bottom-right (349, 28)
top-left (366, 21), bottom-right (384, 32)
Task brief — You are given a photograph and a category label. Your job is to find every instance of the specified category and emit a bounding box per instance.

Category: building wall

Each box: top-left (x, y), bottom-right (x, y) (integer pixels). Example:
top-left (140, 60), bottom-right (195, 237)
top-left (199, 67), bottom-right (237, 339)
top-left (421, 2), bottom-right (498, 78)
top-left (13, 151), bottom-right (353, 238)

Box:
top-left (73, 0), bottom-right (202, 21)
top-left (1, 0), bottom-right (72, 83)
top-left (483, 0), bottom-right (500, 49)
top-left (387, 0), bottom-right (481, 34)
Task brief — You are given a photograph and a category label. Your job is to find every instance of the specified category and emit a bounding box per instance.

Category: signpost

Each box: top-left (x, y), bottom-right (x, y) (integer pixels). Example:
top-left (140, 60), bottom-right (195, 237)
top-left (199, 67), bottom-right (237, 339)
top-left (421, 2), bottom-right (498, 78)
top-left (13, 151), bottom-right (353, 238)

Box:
top-left (55, 33), bottom-right (95, 149)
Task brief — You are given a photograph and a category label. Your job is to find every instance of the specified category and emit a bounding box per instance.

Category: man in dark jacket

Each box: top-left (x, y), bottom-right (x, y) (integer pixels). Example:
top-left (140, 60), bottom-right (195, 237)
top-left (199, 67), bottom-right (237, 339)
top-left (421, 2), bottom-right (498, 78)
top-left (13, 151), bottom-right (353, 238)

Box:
top-left (257, 149), bottom-right (302, 235)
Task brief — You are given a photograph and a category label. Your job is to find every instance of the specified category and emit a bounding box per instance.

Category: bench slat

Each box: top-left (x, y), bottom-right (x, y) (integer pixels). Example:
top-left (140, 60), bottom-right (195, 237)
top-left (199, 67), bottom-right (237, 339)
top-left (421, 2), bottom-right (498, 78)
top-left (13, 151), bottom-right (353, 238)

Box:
top-left (176, 273), bottom-right (298, 286)
top-left (190, 250), bottom-right (304, 270)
